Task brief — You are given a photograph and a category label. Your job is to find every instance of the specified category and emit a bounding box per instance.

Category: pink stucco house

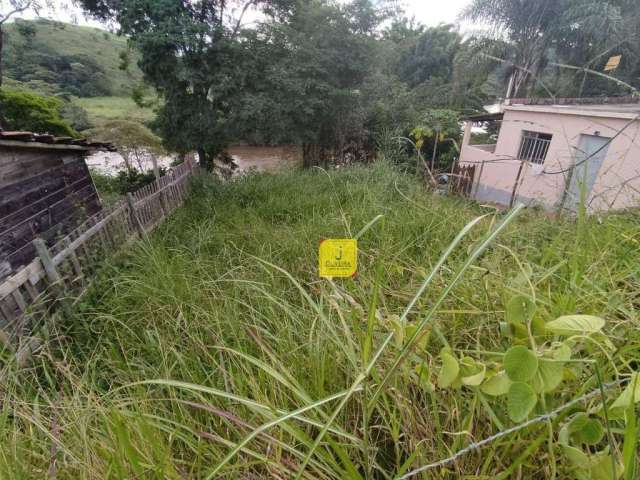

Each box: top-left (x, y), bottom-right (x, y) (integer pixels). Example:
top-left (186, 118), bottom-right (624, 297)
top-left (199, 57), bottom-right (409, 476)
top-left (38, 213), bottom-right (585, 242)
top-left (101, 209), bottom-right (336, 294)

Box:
top-left (458, 98), bottom-right (640, 212)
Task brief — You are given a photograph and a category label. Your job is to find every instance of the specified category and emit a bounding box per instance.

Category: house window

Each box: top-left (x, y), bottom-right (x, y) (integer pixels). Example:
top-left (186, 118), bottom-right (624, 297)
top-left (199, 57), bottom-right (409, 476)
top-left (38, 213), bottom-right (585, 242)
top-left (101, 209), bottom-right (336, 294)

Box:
top-left (517, 131), bottom-right (552, 164)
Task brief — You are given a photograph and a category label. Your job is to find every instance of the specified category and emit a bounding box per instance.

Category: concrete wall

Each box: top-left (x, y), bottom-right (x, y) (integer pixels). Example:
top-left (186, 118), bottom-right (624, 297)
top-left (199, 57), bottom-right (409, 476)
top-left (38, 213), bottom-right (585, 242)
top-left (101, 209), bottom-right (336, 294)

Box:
top-left (459, 108), bottom-right (640, 211)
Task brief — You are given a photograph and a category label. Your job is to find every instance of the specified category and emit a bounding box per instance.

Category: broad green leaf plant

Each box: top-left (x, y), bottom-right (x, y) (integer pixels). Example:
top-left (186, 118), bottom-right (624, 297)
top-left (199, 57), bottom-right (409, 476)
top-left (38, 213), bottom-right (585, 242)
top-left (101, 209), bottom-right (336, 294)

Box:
top-left (389, 270), bottom-right (640, 480)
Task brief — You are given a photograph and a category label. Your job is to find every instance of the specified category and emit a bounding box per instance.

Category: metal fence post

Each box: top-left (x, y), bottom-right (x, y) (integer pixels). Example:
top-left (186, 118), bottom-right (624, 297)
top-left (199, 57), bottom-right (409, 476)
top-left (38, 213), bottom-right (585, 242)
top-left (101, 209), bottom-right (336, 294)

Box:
top-left (509, 161), bottom-right (525, 208)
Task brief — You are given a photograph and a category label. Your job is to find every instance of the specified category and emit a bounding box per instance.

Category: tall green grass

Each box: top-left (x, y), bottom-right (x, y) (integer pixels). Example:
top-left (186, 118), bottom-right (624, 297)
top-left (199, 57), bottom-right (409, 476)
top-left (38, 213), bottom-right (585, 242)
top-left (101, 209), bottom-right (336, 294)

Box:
top-left (75, 96), bottom-right (156, 126)
top-left (1, 162), bottom-right (639, 478)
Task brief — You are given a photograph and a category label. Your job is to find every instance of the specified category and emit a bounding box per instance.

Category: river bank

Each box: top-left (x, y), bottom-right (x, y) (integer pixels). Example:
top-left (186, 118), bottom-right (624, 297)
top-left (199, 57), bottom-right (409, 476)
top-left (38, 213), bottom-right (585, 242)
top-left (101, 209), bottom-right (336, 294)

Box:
top-left (88, 145), bottom-right (302, 176)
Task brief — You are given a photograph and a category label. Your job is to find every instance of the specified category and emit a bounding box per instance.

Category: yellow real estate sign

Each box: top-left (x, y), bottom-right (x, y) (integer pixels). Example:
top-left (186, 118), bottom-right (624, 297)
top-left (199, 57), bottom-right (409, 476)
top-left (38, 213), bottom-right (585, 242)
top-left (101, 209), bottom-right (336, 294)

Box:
top-left (604, 55), bottom-right (622, 72)
top-left (319, 239), bottom-right (358, 278)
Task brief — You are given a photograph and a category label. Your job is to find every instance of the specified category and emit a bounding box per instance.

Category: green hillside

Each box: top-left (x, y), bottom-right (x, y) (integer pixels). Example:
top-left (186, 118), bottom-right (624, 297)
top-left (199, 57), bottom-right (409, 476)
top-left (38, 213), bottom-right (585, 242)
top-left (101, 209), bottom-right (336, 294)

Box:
top-left (4, 18), bottom-right (143, 98)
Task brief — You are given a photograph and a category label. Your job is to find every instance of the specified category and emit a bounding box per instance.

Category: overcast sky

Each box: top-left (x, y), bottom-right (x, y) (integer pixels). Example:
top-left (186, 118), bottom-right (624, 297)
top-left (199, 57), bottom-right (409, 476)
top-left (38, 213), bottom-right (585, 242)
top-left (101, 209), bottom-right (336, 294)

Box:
top-left (19, 0), bottom-right (473, 30)
top-left (402, 0), bottom-right (471, 26)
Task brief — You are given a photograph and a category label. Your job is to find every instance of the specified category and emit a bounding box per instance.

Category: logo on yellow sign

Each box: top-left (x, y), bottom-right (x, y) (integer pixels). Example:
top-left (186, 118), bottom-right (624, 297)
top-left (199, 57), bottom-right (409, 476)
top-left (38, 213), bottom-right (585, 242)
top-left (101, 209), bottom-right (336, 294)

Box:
top-left (604, 54), bottom-right (622, 72)
top-left (319, 239), bottom-right (358, 278)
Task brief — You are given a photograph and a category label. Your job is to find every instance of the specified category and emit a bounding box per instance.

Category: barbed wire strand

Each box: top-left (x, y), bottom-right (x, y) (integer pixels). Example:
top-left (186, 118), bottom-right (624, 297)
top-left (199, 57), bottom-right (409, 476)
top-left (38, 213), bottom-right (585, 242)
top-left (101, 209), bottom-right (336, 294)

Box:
top-left (398, 379), bottom-right (627, 480)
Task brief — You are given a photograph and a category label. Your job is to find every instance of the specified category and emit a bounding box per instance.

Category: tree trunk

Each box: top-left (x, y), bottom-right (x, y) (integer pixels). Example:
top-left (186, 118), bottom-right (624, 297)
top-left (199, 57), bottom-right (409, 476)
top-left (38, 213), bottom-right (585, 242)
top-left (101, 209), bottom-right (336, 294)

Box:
top-left (122, 151), bottom-right (133, 171)
top-left (198, 147), bottom-right (212, 171)
top-left (302, 144), bottom-right (312, 168)
top-left (431, 130), bottom-right (440, 171)
top-left (0, 24), bottom-right (5, 129)
top-left (0, 24), bottom-right (4, 88)
top-left (302, 144), bottom-right (325, 168)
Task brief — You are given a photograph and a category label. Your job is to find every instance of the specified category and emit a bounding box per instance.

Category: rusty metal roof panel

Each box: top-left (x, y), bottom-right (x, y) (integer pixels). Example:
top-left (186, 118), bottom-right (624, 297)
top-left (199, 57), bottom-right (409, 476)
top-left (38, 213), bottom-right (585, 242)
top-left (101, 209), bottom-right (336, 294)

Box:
top-left (0, 129), bottom-right (116, 151)
top-left (0, 131), bottom-right (35, 140)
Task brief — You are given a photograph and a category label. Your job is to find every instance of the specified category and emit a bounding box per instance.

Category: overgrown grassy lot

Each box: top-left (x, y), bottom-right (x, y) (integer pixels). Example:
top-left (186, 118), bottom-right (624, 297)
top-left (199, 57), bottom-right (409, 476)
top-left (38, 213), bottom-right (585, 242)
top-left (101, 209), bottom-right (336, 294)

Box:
top-left (2, 163), bottom-right (639, 479)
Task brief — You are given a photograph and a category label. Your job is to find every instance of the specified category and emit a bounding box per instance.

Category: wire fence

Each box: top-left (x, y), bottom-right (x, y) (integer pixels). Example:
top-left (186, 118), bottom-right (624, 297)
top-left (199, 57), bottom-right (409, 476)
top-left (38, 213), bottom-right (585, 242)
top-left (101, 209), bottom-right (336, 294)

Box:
top-left (399, 379), bottom-right (627, 479)
top-left (0, 157), bottom-right (200, 338)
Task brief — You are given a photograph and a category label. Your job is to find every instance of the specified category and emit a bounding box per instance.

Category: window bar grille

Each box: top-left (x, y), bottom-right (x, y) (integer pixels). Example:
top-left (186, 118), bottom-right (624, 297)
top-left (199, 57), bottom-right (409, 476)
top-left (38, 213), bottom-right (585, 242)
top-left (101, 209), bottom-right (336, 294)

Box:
top-left (518, 132), bottom-right (551, 164)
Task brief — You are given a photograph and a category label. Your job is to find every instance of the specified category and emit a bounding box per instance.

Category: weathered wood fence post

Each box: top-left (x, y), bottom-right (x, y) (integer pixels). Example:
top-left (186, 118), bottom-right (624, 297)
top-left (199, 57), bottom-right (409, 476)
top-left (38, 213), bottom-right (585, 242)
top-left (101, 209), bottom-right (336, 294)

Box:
top-left (152, 156), bottom-right (168, 218)
top-left (126, 193), bottom-right (147, 238)
top-left (473, 160), bottom-right (486, 198)
top-left (152, 155), bottom-right (160, 183)
top-left (33, 237), bottom-right (71, 318)
top-left (33, 238), bottom-right (62, 286)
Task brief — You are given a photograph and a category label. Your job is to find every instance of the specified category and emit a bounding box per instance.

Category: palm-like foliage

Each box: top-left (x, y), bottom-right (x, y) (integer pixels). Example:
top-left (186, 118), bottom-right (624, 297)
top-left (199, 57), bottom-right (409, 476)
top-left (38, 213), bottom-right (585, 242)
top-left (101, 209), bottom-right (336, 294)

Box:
top-left (462, 0), bottom-right (566, 97)
top-left (461, 0), bottom-right (639, 98)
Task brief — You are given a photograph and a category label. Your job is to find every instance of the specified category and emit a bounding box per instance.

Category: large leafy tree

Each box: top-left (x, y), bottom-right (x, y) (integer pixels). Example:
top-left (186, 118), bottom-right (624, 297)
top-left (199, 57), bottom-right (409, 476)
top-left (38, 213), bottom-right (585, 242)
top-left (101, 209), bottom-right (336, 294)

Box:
top-left (394, 24), bottom-right (462, 89)
top-left (227, 0), bottom-right (386, 167)
top-left (79, 0), bottom-right (294, 169)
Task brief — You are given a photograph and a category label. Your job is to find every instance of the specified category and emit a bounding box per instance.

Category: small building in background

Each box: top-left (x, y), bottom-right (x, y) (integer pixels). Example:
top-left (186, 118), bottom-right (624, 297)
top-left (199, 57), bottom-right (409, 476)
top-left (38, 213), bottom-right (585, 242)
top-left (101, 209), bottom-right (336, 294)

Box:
top-left (458, 97), bottom-right (640, 212)
top-left (0, 131), bottom-right (114, 279)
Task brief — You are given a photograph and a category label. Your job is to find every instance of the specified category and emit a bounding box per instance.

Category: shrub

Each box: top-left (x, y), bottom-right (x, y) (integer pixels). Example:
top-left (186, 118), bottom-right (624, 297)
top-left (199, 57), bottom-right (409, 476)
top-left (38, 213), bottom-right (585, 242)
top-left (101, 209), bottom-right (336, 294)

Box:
top-left (112, 168), bottom-right (165, 194)
top-left (60, 102), bottom-right (93, 132)
top-left (0, 89), bottom-right (76, 136)
top-left (90, 167), bottom-right (166, 208)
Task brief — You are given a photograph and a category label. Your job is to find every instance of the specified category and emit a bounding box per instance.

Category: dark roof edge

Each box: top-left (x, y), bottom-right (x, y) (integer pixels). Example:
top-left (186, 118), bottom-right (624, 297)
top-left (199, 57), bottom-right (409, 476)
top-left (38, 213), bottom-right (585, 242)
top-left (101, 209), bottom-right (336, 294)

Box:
top-left (508, 96), bottom-right (640, 106)
top-left (0, 130), bottom-right (116, 151)
top-left (461, 112), bottom-right (504, 122)
top-left (0, 139), bottom-right (114, 152)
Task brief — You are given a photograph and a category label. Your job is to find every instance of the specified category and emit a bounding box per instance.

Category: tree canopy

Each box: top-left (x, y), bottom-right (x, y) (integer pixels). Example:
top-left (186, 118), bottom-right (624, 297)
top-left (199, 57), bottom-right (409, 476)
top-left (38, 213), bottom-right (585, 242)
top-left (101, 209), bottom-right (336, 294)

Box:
top-left (463, 0), bottom-right (640, 98)
top-left (73, 0), bottom-right (640, 171)
top-left (78, 0), bottom-right (296, 168)
top-left (75, 0), bottom-right (485, 169)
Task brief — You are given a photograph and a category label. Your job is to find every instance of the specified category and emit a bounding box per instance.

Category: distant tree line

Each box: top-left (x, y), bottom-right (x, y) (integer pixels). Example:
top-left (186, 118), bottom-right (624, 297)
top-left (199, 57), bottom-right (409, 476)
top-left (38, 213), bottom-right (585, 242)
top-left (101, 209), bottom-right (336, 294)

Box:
top-left (79, 0), bottom-right (635, 170)
top-left (3, 0), bottom-right (637, 170)
top-left (74, 0), bottom-right (482, 169)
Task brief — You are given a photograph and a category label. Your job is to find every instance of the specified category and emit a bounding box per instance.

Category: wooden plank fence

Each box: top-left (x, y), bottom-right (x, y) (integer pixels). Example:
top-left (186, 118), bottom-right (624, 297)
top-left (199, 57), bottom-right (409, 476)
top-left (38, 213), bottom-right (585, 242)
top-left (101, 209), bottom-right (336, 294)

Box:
top-left (450, 164), bottom-right (476, 197)
top-left (0, 158), bottom-right (199, 338)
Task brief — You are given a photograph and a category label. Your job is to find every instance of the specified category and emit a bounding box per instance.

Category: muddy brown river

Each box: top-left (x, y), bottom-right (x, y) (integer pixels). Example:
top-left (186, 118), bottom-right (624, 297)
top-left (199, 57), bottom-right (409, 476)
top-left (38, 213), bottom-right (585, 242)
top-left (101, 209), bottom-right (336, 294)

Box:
top-left (88, 145), bottom-right (302, 176)
top-left (228, 145), bottom-right (302, 172)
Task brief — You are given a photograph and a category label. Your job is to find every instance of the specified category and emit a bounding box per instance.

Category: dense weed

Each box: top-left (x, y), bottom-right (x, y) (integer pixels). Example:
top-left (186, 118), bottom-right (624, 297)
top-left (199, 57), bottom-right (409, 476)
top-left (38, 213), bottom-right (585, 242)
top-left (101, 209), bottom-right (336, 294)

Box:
top-left (1, 162), bottom-right (639, 478)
